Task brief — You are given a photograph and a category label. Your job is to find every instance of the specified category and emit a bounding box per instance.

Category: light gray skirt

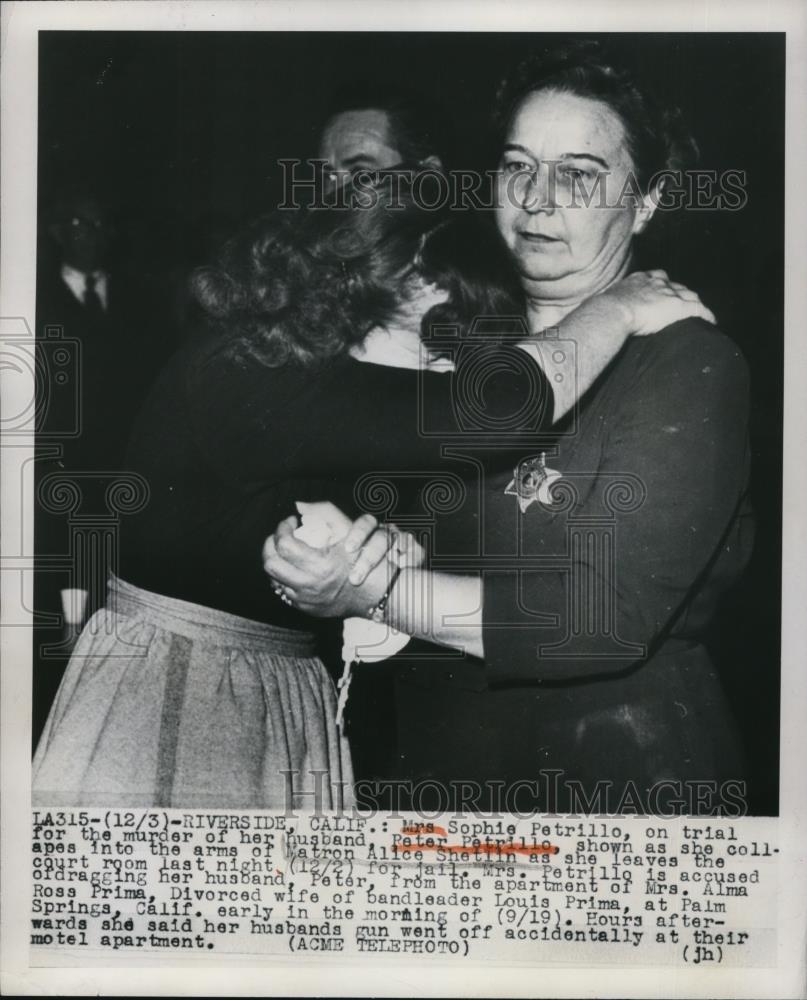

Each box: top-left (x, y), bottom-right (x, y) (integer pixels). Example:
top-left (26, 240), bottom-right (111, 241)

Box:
top-left (32, 575), bottom-right (354, 810)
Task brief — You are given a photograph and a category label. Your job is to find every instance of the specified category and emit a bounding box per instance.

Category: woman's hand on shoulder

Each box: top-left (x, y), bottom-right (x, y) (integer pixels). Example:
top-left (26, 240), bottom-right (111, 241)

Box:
top-left (602, 270), bottom-right (717, 336)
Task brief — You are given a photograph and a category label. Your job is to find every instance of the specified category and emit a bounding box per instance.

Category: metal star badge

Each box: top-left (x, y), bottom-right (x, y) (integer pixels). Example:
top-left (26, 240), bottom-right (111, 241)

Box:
top-left (504, 452), bottom-right (563, 513)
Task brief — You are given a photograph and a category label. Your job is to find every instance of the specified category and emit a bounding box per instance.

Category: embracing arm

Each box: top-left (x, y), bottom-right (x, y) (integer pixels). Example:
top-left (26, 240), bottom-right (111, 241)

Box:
top-left (538, 271), bottom-right (716, 422)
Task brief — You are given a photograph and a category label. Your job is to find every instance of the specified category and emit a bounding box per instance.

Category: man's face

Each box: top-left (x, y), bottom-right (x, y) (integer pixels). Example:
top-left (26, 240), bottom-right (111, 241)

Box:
top-left (51, 197), bottom-right (111, 273)
top-left (319, 109), bottom-right (403, 191)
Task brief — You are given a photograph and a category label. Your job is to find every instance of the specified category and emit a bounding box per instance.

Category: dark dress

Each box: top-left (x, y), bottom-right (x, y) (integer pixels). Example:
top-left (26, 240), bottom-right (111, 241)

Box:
top-left (392, 320), bottom-right (754, 815)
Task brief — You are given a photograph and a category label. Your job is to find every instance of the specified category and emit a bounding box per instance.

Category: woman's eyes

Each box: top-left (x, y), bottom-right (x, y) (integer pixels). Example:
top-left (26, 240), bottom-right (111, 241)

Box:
top-left (501, 160), bottom-right (533, 175)
top-left (557, 166), bottom-right (597, 182)
top-left (501, 161), bottom-right (597, 181)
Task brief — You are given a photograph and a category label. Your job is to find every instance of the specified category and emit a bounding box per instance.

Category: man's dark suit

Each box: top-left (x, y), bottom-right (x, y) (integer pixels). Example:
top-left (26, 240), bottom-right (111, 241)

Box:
top-left (33, 264), bottom-right (175, 746)
top-left (37, 267), bottom-right (171, 471)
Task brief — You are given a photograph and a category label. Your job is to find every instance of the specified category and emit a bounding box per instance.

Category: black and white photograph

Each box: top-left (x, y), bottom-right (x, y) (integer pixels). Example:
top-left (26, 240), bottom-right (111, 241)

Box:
top-left (1, 1), bottom-right (805, 997)
top-left (28, 25), bottom-right (784, 816)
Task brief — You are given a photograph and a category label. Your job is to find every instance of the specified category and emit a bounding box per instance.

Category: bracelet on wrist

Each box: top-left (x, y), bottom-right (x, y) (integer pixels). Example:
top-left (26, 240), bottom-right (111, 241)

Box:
top-left (366, 565), bottom-right (403, 624)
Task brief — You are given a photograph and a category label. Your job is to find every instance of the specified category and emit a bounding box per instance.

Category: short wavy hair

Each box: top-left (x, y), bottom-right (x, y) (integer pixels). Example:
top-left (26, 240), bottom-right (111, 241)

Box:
top-left (495, 40), bottom-right (698, 193)
top-left (191, 183), bottom-right (524, 367)
top-left (323, 81), bottom-right (449, 167)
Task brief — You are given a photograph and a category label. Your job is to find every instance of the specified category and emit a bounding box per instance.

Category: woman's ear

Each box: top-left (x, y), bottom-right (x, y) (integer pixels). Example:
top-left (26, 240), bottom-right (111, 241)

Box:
top-left (632, 179), bottom-right (663, 235)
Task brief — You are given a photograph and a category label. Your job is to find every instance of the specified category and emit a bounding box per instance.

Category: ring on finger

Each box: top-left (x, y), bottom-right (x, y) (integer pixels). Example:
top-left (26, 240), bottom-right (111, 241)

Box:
top-left (273, 582), bottom-right (295, 605)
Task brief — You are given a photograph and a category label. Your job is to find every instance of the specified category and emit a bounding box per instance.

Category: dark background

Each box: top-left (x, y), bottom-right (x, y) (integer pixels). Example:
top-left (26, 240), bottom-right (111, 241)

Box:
top-left (35, 31), bottom-right (784, 813)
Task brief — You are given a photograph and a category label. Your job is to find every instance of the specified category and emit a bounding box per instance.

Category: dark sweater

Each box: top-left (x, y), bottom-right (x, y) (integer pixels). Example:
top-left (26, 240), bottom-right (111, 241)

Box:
top-left (120, 329), bottom-right (552, 628)
top-left (392, 321), bottom-right (754, 811)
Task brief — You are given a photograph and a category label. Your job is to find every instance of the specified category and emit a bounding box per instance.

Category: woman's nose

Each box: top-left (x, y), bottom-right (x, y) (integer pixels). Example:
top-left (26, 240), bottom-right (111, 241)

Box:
top-left (517, 165), bottom-right (557, 215)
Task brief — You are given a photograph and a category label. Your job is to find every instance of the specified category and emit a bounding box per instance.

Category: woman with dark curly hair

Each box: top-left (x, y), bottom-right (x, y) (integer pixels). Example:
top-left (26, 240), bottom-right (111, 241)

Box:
top-left (264, 43), bottom-right (754, 815)
top-left (32, 165), bottom-right (710, 808)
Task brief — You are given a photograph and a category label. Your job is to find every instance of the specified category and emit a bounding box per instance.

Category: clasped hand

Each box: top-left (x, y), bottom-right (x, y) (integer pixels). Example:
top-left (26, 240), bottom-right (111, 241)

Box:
top-left (262, 502), bottom-right (423, 617)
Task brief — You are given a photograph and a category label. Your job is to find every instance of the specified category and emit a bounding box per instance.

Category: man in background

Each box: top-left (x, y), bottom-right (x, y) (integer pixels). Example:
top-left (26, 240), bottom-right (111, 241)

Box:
top-left (38, 192), bottom-right (173, 473)
top-left (317, 82), bottom-right (446, 192)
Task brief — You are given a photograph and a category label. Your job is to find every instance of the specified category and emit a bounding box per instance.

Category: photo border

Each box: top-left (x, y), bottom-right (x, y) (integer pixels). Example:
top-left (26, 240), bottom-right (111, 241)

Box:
top-left (2, 2), bottom-right (805, 997)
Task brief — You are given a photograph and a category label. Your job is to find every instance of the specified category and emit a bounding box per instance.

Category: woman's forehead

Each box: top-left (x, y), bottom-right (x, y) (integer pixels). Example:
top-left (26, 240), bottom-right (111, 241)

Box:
top-left (507, 89), bottom-right (630, 164)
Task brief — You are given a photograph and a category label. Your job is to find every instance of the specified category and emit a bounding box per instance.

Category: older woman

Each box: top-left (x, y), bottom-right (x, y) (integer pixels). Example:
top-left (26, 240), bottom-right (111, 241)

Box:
top-left (264, 45), bottom-right (753, 815)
